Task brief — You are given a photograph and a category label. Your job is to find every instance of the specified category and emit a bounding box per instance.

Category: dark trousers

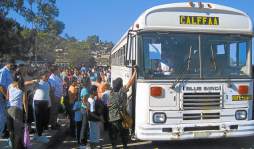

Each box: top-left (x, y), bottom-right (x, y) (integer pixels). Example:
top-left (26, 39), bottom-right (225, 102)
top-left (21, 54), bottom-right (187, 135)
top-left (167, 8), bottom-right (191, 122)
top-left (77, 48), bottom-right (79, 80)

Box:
top-left (80, 112), bottom-right (88, 145)
top-left (103, 105), bottom-right (109, 131)
top-left (65, 101), bottom-right (75, 136)
top-left (75, 121), bottom-right (82, 144)
top-left (108, 120), bottom-right (129, 149)
top-left (34, 100), bottom-right (49, 136)
top-left (50, 97), bottom-right (60, 127)
top-left (7, 107), bottom-right (24, 149)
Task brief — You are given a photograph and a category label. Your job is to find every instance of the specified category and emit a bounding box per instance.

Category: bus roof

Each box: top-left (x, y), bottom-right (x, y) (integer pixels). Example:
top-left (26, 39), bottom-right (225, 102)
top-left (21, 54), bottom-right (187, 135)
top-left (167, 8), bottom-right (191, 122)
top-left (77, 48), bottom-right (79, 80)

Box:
top-left (112, 2), bottom-right (253, 53)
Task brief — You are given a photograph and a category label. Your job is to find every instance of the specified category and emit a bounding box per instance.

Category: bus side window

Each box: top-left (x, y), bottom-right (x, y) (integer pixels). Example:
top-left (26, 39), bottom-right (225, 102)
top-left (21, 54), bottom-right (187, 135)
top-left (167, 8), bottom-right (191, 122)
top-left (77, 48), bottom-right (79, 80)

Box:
top-left (126, 34), bottom-right (137, 66)
top-left (132, 36), bottom-right (137, 65)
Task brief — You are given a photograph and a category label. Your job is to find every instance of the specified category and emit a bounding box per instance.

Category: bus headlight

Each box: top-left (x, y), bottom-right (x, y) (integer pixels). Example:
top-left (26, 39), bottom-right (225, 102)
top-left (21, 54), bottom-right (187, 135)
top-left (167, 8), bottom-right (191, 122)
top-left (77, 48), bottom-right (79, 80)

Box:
top-left (235, 110), bottom-right (247, 120)
top-left (153, 113), bottom-right (166, 123)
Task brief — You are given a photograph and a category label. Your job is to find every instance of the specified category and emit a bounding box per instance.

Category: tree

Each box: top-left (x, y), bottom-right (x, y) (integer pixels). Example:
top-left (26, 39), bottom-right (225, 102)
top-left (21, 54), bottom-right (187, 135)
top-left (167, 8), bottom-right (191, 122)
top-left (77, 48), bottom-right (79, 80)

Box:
top-left (0, 0), bottom-right (66, 63)
top-left (46, 19), bottom-right (65, 35)
top-left (86, 35), bottom-right (99, 51)
top-left (0, 16), bottom-right (25, 58)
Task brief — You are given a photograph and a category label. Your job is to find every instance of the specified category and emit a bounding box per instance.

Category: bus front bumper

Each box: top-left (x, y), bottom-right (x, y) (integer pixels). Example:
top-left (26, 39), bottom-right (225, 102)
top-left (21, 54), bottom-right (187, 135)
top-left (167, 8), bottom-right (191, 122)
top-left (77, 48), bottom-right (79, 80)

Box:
top-left (136, 120), bottom-right (254, 141)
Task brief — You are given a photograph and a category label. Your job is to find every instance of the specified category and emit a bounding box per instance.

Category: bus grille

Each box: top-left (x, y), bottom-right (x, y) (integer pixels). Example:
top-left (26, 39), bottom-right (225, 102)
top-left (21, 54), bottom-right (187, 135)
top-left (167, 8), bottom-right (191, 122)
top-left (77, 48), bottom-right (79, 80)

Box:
top-left (183, 113), bottom-right (220, 120)
top-left (183, 92), bottom-right (221, 110)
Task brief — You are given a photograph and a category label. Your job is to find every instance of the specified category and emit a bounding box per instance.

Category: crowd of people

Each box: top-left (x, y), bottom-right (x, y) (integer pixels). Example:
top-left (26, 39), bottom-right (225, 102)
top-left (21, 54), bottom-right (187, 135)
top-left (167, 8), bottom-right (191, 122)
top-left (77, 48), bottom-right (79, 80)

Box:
top-left (0, 58), bottom-right (137, 149)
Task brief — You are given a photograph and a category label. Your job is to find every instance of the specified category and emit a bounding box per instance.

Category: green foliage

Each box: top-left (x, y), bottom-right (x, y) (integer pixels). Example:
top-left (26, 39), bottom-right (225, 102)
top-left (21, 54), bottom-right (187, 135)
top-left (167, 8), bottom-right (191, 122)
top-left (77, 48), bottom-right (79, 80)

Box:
top-left (46, 19), bottom-right (65, 35)
top-left (0, 1), bottom-right (113, 66)
top-left (0, 0), bottom-right (63, 34)
top-left (0, 0), bottom-right (65, 62)
top-left (86, 35), bottom-right (99, 51)
top-left (0, 16), bottom-right (25, 58)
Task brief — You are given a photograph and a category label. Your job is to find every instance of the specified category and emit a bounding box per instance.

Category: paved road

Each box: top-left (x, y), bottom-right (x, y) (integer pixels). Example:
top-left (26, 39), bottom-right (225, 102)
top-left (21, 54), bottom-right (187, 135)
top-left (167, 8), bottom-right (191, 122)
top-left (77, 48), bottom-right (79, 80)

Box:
top-left (55, 129), bottom-right (254, 149)
top-left (1, 118), bottom-right (254, 149)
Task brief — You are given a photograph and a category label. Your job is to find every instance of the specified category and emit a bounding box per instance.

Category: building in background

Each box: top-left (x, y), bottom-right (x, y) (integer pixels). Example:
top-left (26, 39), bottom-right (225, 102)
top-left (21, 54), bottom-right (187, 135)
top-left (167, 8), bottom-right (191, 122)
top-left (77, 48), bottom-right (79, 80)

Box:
top-left (55, 48), bottom-right (69, 66)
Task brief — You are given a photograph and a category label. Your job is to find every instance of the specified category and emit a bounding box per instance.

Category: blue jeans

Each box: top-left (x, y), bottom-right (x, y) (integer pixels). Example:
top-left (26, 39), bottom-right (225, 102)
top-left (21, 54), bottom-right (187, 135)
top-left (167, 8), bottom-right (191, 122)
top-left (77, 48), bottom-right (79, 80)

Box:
top-left (89, 121), bottom-right (100, 143)
top-left (0, 96), bottom-right (7, 135)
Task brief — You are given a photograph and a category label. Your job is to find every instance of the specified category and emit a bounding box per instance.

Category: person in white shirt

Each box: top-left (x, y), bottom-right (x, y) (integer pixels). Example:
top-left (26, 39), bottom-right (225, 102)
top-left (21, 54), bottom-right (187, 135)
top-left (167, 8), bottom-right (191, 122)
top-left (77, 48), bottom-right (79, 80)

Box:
top-left (88, 85), bottom-right (104, 148)
top-left (48, 66), bottom-right (63, 129)
top-left (33, 71), bottom-right (51, 143)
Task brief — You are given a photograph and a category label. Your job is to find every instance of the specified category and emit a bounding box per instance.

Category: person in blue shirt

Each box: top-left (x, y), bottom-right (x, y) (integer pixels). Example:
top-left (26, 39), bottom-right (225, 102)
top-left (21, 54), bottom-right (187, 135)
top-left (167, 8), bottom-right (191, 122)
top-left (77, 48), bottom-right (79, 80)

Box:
top-left (80, 64), bottom-right (87, 73)
top-left (78, 80), bottom-right (90, 148)
top-left (0, 58), bottom-right (15, 138)
top-left (72, 98), bottom-right (84, 146)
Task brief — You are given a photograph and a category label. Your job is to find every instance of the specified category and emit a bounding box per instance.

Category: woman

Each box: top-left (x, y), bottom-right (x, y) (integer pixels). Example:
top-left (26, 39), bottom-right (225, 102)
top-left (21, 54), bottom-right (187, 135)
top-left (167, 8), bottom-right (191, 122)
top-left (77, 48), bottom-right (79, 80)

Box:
top-left (6, 69), bottom-right (37, 149)
top-left (108, 67), bottom-right (137, 149)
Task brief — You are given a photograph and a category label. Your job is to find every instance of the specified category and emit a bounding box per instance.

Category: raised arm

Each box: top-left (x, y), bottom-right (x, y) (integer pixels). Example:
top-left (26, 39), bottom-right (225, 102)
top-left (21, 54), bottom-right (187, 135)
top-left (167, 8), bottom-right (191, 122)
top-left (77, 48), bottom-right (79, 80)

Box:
top-left (24, 79), bottom-right (39, 86)
top-left (125, 67), bottom-right (137, 90)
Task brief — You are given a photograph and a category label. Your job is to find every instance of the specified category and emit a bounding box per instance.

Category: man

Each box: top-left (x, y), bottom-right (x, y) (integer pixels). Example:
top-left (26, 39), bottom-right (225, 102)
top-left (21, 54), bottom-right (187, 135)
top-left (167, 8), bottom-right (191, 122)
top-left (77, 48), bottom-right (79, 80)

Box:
top-left (80, 64), bottom-right (87, 73)
top-left (68, 77), bottom-right (79, 136)
top-left (0, 58), bottom-right (15, 137)
top-left (48, 66), bottom-right (63, 129)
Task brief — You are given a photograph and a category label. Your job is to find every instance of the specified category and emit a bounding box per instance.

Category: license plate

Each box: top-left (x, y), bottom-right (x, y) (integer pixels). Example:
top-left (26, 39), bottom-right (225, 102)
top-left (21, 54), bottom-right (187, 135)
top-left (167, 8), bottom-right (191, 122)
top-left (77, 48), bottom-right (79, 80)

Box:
top-left (232, 95), bottom-right (252, 101)
top-left (193, 132), bottom-right (209, 138)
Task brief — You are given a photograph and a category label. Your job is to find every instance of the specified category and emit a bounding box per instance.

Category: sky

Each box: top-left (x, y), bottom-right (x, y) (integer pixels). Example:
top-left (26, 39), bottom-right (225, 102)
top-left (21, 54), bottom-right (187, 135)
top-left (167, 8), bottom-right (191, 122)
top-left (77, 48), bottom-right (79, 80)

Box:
top-left (54, 0), bottom-right (254, 43)
top-left (9, 0), bottom-right (254, 62)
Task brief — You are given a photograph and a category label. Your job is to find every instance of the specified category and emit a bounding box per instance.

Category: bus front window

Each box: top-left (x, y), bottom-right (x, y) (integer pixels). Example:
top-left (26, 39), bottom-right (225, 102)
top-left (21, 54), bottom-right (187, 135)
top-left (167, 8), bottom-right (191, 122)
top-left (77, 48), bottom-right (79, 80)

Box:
top-left (142, 33), bottom-right (200, 79)
top-left (201, 35), bottom-right (251, 78)
top-left (141, 33), bottom-right (252, 79)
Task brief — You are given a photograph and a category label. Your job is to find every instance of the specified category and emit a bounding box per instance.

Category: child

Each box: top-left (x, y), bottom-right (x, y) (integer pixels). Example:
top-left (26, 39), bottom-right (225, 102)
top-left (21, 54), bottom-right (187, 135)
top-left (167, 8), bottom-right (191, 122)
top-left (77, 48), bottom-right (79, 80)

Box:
top-left (78, 81), bottom-right (90, 148)
top-left (72, 98), bottom-right (84, 145)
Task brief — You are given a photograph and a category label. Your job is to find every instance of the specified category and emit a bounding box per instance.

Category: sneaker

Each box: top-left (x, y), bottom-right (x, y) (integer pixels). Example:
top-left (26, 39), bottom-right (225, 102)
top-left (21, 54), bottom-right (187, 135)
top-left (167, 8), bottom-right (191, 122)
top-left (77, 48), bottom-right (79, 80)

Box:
top-left (131, 134), bottom-right (137, 141)
top-left (39, 136), bottom-right (49, 143)
top-left (8, 138), bottom-right (12, 148)
top-left (79, 145), bottom-right (86, 149)
top-left (35, 136), bottom-right (49, 143)
top-left (33, 135), bottom-right (40, 141)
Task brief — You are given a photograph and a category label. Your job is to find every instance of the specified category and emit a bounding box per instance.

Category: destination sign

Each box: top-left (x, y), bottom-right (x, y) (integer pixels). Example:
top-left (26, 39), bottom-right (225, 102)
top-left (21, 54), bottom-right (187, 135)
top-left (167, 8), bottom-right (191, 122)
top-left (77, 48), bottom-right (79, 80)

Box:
top-left (180, 16), bottom-right (219, 25)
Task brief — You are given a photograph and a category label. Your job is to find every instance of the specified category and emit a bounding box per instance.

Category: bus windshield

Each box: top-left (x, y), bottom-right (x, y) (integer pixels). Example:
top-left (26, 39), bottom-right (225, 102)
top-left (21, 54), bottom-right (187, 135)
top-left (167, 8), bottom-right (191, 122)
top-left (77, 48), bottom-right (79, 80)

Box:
top-left (141, 32), bottom-right (252, 79)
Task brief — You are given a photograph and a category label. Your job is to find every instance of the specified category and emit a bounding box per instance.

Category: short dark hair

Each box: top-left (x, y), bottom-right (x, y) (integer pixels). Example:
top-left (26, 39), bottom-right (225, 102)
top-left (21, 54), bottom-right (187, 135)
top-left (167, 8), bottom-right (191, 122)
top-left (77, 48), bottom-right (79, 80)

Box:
top-left (50, 66), bottom-right (58, 73)
top-left (97, 75), bottom-right (102, 82)
top-left (71, 77), bottom-right (77, 83)
top-left (113, 77), bottom-right (123, 92)
top-left (39, 70), bottom-right (49, 77)
top-left (90, 85), bottom-right (97, 94)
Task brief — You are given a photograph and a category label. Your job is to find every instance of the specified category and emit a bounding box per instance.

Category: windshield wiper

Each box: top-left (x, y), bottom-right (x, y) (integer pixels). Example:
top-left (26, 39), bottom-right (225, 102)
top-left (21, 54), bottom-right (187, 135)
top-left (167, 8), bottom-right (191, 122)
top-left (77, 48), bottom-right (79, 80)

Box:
top-left (171, 46), bottom-right (192, 89)
top-left (210, 45), bottom-right (217, 71)
top-left (187, 46), bottom-right (192, 71)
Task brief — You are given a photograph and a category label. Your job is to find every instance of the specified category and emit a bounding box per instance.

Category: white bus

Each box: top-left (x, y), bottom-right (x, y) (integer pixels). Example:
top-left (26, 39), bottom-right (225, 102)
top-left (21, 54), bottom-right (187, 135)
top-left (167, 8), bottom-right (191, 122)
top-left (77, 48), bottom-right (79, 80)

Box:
top-left (111, 2), bottom-right (253, 140)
